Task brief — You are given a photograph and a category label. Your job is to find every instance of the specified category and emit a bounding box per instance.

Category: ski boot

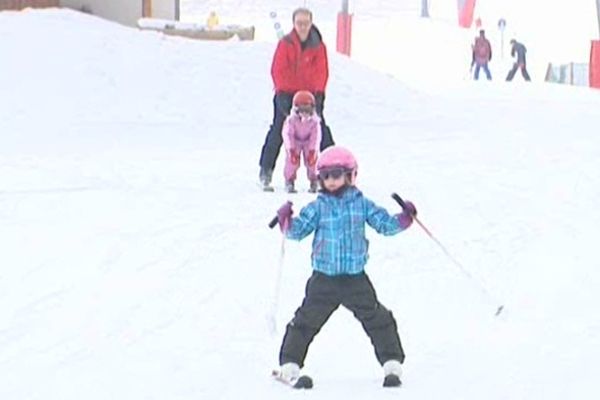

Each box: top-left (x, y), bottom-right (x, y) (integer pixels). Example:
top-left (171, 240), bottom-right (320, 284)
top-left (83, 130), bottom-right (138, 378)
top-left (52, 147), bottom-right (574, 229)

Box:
top-left (308, 180), bottom-right (318, 193)
top-left (285, 181), bottom-right (297, 193)
top-left (382, 360), bottom-right (402, 388)
top-left (259, 167), bottom-right (274, 192)
top-left (272, 363), bottom-right (313, 389)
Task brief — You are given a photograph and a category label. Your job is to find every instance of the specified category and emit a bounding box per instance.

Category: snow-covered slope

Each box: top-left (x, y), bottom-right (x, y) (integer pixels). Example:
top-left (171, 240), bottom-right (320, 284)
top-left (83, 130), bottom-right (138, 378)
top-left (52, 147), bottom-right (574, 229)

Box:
top-left (1, 7), bottom-right (599, 400)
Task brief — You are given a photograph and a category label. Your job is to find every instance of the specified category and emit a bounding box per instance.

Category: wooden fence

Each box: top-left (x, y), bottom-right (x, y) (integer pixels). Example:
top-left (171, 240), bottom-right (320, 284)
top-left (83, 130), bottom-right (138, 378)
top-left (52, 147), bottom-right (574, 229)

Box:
top-left (0, 0), bottom-right (59, 10)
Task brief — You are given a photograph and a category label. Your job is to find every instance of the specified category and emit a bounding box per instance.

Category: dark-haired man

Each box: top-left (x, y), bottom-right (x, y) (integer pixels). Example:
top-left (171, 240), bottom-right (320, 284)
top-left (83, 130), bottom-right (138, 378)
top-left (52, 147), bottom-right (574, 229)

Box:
top-left (506, 39), bottom-right (531, 81)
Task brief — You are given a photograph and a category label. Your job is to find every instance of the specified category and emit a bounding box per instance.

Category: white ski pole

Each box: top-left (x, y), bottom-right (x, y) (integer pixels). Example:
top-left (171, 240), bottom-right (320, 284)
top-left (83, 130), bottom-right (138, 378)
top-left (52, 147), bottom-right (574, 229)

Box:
top-left (267, 215), bottom-right (287, 336)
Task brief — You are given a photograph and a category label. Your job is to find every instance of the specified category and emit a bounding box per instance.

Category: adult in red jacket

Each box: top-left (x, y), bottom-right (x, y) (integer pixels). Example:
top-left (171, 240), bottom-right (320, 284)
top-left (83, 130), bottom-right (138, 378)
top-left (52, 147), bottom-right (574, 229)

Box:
top-left (259, 8), bottom-right (335, 188)
top-left (470, 30), bottom-right (492, 80)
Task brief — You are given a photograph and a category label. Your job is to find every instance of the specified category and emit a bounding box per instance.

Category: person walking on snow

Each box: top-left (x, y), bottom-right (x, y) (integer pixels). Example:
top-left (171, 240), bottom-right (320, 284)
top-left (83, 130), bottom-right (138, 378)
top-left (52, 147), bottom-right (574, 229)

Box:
top-left (282, 91), bottom-right (321, 193)
top-left (506, 39), bottom-right (531, 81)
top-left (274, 146), bottom-right (417, 388)
top-left (258, 7), bottom-right (335, 190)
top-left (471, 29), bottom-right (492, 80)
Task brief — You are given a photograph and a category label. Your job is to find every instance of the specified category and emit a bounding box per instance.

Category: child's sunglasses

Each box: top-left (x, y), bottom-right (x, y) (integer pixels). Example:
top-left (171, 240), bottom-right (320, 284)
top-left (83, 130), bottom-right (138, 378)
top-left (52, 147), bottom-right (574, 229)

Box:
top-left (318, 168), bottom-right (348, 180)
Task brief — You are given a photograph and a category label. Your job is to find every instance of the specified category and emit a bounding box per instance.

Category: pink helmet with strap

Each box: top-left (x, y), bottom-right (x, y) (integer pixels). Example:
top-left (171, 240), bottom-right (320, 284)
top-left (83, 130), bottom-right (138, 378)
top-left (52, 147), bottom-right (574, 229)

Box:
top-left (316, 146), bottom-right (358, 183)
top-left (293, 90), bottom-right (315, 107)
top-left (292, 90), bottom-right (316, 116)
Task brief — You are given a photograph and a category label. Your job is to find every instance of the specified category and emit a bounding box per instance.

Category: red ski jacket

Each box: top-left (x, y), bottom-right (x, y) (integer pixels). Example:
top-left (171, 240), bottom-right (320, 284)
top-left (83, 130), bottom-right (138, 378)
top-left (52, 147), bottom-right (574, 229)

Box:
top-left (473, 37), bottom-right (492, 64)
top-left (271, 27), bottom-right (329, 94)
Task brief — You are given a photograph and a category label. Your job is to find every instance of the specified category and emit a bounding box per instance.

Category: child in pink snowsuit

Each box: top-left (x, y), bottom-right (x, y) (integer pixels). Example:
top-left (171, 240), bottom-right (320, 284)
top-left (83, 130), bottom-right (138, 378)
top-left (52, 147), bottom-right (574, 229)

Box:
top-left (282, 91), bottom-right (321, 193)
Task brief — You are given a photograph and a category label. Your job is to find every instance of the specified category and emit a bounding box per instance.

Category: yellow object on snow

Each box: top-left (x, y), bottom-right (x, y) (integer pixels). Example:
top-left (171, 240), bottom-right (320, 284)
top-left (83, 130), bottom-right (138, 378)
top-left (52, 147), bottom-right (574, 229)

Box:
top-left (206, 11), bottom-right (219, 29)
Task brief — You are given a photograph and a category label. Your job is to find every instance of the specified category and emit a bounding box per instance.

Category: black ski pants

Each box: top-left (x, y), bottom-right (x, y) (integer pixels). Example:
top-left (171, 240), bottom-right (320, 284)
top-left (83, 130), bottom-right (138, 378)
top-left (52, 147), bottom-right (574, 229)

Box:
top-left (506, 62), bottom-right (531, 81)
top-left (259, 92), bottom-right (334, 172)
top-left (279, 271), bottom-right (405, 368)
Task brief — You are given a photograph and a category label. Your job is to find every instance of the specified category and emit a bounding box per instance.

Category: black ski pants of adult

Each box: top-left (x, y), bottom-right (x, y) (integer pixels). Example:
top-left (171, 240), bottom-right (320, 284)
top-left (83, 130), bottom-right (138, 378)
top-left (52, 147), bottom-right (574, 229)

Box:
top-left (259, 92), bottom-right (334, 172)
top-left (506, 63), bottom-right (531, 81)
top-left (279, 271), bottom-right (405, 368)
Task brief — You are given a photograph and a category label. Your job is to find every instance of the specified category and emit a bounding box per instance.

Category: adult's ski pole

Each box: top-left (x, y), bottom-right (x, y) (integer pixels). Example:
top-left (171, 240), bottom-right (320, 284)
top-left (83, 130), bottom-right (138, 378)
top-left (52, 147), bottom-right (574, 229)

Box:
top-left (392, 193), bottom-right (504, 316)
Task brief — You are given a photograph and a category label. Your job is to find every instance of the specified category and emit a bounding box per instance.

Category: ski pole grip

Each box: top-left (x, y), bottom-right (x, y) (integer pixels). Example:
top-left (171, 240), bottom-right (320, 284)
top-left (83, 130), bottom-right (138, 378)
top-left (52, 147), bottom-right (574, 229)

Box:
top-left (268, 216), bottom-right (279, 229)
top-left (391, 193), bottom-right (408, 210)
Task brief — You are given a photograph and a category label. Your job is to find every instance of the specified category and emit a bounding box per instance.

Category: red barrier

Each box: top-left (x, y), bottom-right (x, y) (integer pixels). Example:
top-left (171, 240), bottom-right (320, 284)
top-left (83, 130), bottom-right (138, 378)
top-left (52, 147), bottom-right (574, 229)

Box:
top-left (336, 12), bottom-right (352, 56)
top-left (590, 40), bottom-right (600, 89)
top-left (458, 0), bottom-right (477, 29)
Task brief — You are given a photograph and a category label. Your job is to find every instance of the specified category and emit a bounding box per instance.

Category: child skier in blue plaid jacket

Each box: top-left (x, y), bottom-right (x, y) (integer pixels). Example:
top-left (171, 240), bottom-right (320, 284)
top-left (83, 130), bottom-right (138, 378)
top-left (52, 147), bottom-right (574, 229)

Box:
top-left (274, 146), bottom-right (417, 388)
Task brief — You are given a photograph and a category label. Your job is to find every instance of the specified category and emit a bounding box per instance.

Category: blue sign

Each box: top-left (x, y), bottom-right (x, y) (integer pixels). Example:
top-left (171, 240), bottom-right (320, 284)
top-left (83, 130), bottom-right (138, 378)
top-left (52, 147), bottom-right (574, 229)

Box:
top-left (498, 18), bottom-right (506, 31)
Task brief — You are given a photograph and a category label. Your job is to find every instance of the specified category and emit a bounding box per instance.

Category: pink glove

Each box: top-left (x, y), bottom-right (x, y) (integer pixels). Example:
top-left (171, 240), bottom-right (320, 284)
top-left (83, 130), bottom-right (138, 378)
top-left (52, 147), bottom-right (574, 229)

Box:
top-left (397, 201), bottom-right (417, 229)
top-left (277, 201), bottom-right (293, 232)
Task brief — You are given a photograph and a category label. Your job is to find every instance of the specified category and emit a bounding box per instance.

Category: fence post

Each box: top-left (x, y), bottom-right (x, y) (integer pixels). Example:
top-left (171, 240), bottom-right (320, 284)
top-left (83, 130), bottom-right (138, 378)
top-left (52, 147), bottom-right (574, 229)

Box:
top-left (596, 0), bottom-right (600, 37)
top-left (421, 0), bottom-right (430, 18)
top-left (570, 62), bottom-right (574, 85)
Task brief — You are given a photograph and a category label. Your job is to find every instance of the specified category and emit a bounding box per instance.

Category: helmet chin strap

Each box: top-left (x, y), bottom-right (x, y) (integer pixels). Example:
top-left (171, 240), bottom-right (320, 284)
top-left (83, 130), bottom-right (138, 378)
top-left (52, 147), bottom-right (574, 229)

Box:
top-left (350, 169), bottom-right (358, 185)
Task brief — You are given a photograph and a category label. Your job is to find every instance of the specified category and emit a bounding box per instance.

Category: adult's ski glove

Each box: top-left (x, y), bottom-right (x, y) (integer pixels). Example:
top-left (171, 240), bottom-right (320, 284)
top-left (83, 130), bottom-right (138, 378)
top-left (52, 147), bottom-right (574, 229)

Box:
top-left (313, 92), bottom-right (325, 117)
top-left (277, 201), bottom-right (294, 232)
top-left (275, 92), bottom-right (294, 116)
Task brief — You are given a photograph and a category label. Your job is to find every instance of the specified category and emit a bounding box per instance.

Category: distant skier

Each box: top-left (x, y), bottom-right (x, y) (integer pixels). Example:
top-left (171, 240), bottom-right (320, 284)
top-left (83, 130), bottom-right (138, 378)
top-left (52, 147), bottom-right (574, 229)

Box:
top-left (282, 91), bottom-right (321, 193)
top-left (471, 29), bottom-right (492, 80)
top-left (206, 11), bottom-right (219, 29)
top-left (273, 146), bottom-right (417, 388)
top-left (506, 39), bottom-right (531, 81)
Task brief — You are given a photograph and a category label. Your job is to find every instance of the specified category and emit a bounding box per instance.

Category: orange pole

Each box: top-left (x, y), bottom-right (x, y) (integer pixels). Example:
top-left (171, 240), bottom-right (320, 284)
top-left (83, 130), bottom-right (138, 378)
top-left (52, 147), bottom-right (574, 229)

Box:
top-left (142, 0), bottom-right (152, 18)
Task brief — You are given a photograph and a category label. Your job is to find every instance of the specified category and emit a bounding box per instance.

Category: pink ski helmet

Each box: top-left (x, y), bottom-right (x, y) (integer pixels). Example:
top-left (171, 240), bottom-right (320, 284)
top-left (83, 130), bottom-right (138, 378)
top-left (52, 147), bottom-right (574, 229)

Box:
top-left (316, 146), bottom-right (358, 183)
top-left (293, 90), bottom-right (315, 107)
top-left (292, 90), bottom-right (316, 115)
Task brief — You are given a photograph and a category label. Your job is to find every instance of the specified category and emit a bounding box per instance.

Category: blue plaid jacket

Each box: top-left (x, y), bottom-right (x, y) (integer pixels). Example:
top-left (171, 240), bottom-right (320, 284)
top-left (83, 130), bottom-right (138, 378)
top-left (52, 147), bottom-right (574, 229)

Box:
top-left (286, 187), bottom-right (405, 276)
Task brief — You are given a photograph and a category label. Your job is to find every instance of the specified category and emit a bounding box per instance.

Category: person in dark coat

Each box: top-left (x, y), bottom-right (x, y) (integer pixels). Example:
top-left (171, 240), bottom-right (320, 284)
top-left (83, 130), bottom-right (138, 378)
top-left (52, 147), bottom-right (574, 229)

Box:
top-left (506, 39), bottom-right (531, 81)
top-left (471, 30), bottom-right (492, 80)
top-left (258, 8), bottom-right (335, 189)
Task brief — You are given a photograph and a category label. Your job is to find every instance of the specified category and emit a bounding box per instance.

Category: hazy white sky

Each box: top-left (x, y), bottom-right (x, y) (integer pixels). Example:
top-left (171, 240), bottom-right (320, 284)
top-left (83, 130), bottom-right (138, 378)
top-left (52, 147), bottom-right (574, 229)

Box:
top-left (473, 0), bottom-right (598, 62)
top-left (476, 0), bottom-right (596, 29)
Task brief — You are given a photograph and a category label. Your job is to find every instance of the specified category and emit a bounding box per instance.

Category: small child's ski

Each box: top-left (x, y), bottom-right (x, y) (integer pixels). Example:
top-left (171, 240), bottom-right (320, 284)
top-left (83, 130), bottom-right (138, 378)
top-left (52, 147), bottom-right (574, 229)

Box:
top-left (271, 370), bottom-right (313, 389)
top-left (383, 374), bottom-right (402, 387)
top-left (258, 180), bottom-right (274, 192)
top-left (260, 185), bottom-right (318, 194)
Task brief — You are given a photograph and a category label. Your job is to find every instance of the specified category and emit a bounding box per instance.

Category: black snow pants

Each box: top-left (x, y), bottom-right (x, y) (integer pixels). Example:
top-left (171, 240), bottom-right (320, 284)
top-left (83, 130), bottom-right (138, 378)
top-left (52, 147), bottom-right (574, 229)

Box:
top-left (279, 271), bottom-right (405, 368)
top-left (506, 63), bottom-right (531, 81)
top-left (259, 92), bottom-right (335, 172)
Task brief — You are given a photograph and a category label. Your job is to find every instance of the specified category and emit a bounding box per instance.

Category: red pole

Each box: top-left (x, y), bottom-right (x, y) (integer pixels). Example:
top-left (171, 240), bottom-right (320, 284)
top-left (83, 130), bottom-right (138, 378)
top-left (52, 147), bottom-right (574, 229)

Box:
top-left (590, 40), bottom-right (600, 88)
top-left (336, 0), bottom-right (352, 56)
top-left (458, 0), bottom-right (477, 29)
